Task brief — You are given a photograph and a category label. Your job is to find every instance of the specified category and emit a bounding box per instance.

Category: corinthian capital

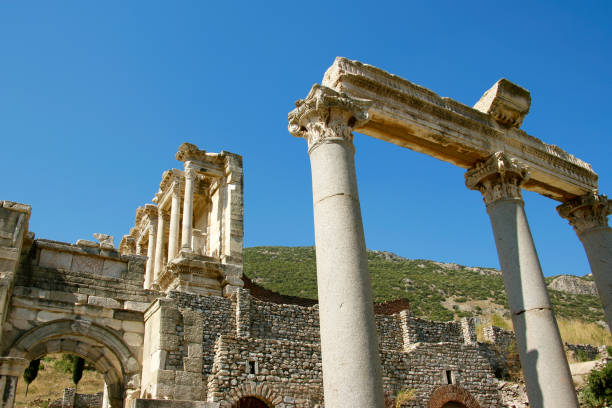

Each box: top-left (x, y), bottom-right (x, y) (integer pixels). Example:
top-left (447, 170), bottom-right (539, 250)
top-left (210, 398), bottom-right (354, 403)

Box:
top-left (557, 192), bottom-right (610, 235)
top-left (184, 166), bottom-right (197, 180)
top-left (288, 84), bottom-right (372, 152)
top-left (465, 152), bottom-right (530, 205)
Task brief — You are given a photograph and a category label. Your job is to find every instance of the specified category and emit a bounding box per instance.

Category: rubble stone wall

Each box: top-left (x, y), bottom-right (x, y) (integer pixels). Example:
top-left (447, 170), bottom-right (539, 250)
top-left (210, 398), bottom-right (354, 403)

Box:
top-left (381, 343), bottom-right (500, 408)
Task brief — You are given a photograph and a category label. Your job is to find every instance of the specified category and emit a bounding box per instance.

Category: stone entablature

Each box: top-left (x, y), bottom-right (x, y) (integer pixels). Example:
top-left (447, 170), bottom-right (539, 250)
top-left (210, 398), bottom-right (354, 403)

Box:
top-left (321, 57), bottom-right (597, 201)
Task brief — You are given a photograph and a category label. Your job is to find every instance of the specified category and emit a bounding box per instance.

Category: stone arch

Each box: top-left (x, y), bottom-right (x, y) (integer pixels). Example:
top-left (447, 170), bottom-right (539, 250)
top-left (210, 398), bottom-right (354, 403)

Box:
top-left (221, 382), bottom-right (283, 408)
top-left (6, 319), bottom-right (140, 408)
top-left (427, 385), bottom-right (481, 408)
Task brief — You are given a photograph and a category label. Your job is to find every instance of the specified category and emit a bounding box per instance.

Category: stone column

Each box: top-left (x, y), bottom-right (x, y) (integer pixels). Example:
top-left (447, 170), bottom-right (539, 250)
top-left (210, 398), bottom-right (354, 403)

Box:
top-left (181, 166), bottom-right (196, 252)
top-left (557, 193), bottom-right (612, 330)
top-left (144, 223), bottom-right (157, 289)
top-left (466, 152), bottom-right (578, 408)
top-left (153, 208), bottom-right (167, 285)
top-left (168, 184), bottom-right (181, 260)
top-left (289, 84), bottom-right (384, 408)
top-left (0, 357), bottom-right (28, 408)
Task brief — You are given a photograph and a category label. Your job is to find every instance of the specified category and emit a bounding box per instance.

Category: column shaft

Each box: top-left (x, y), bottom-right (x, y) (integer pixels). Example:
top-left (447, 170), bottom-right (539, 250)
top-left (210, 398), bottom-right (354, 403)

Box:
top-left (289, 84), bottom-right (383, 408)
top-left (168, 187), bottom-right (181, 260)
top-left (144, 224), bottom-right (156, 289)
top-left (153, 210), bottom-right (166, 284)
top-left (579, 227), bottom-right (612, 329)
top-left (309, 139), bottom-right (384, 408)
top-left (181, 167), bottom-right (195, 251)
top-left (487, 199), bottom-right (577, 407)
top-left (557, 194), bottom-right (612, 331)
top-left (467, 152), bottom-right (578, 408)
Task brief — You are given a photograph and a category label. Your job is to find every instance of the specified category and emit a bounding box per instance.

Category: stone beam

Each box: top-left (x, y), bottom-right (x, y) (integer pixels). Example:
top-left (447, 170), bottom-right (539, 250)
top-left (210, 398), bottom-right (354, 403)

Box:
top-left (321, 57), bottom-right (597, 201)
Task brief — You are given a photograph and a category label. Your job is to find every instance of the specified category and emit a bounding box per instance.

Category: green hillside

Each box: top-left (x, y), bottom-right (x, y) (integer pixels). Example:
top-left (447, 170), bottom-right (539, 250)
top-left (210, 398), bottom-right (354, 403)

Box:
top-left (243, 246), bottom-right (606, 323)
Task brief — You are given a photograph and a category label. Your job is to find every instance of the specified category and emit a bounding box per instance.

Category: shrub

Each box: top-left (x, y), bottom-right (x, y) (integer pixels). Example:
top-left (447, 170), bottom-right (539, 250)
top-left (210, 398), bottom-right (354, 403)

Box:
top-left (581, 361), bottom-right (612, 407)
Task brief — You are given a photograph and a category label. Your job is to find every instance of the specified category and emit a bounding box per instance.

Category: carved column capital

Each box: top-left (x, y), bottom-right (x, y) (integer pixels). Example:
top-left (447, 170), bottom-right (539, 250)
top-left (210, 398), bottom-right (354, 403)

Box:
top-left (184, 166), bottom-right (197, 180)
top-left (557, 192), bottom-right (610, 235)
top-left (465, 152), bottom-right (530, 206)
top-left (288, 84), bottom-right (372, 153)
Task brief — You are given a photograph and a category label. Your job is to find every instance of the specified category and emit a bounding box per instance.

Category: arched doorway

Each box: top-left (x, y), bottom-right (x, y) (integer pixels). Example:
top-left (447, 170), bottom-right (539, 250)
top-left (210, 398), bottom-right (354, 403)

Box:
top-left (236, 396), bottom-right (270, 408)
top-left (5, 319), bottom-right (140, 408)
top-left (427, 385), bottom-right (481, 408)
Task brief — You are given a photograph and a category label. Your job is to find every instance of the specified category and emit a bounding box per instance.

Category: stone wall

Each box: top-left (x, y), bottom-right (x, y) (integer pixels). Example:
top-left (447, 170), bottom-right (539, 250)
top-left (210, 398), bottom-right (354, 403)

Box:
top-left (249, 299), bottom-right (320, 344)
top-left (402, 316), bottom-right (464, 345)
top-left (381, 343), bottom-right (500, 407)
top-left (50, 388), bottom-right (103, 408)
top-left (376, 314), bottom-right (403, 351)
top-left (207, 335), bottom-right (323, 408)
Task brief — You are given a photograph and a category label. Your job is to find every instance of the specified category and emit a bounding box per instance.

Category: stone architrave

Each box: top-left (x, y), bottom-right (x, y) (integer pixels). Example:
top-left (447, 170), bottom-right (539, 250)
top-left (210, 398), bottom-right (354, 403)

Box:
top-left (289, 84), bottom-right (384, 408)
top-left (466, 152), bottom-right (578, 408)
top-left (557, 193), bottom-right (612, 330)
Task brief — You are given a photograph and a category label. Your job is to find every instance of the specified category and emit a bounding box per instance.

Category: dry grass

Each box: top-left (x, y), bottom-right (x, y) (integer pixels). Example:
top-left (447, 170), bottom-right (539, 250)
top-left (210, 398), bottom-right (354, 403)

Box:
top-left (557, 318), bottom-right (612, 346)
top-left (14, 354), bottom-right (105, 408)
top-left (477, 315), bottom-right (612, 347)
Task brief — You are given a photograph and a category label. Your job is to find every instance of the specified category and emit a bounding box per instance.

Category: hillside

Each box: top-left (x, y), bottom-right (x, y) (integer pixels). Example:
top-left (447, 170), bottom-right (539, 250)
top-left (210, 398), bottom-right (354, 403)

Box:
top-left (243, 246), bottom-right (608, 326)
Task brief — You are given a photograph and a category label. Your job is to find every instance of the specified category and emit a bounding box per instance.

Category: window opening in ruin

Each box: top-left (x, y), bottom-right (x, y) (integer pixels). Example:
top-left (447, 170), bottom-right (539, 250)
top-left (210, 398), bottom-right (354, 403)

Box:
top-left (248, 360), bottom-right (256, 374)
top-left (445, 370), bottom-right (453, 384)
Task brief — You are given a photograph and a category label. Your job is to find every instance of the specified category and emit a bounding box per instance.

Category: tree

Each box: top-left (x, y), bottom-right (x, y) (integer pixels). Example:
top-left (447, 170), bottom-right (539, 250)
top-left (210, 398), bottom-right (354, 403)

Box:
top-left (72, 357), bottom-right (85, 394)
top-left (23, 359), bottom-right (41, 396)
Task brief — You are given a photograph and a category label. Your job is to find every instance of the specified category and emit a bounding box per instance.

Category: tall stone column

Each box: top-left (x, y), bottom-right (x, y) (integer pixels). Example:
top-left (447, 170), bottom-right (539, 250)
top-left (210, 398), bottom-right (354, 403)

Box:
top-left (557, 193), bottom-right (612, 330)
top-left (466, 152), bottom-right (578, 408)
top-left (168, 184), bottom-right (181, 260)
top-left (153, 208), bottom-right (167, 285)
top-left (144, 223), bottom-right (157, 289)
top-left (181, 166), bottom-right (196, 252)
top-left (289, 84), bottom-right (384, 408)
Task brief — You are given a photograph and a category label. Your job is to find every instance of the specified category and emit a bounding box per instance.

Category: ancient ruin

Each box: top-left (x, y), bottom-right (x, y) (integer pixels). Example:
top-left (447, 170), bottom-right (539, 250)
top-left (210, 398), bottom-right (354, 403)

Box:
top-left (0, 58), bottom-right (609, 408)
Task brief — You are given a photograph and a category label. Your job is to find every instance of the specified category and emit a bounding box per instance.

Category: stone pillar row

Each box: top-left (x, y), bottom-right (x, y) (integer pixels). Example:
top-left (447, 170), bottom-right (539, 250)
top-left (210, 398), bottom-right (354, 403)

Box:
top-left (289, 84), bottom-right (385, 408)
top-left (465, 152), bottom-right (578, 408)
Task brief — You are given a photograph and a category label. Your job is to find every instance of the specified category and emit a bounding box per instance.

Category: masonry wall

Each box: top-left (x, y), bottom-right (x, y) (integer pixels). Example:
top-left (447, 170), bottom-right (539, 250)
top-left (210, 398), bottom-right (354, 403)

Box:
top-left (207, 335), bottom-right (323, 408)
top-left (381, 344), bottom-right (500, 408)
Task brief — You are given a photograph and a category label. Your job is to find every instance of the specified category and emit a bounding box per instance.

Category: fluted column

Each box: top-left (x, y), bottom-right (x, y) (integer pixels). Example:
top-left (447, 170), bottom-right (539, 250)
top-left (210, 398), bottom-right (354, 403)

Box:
top-left (168, 184), bottom-right (181, 260)
top-left (144, 223), bottom-right (157, 289)
top-left (153, 208), bottom-right (167, 285)
top-left (557, 193), bottom-right (612, 330)
top-left (289, 84), bottom-right (384, 408)
top-left (181, 166), bottom-right (196, 252)
top-left (466, 152), bottom-right (578, 408)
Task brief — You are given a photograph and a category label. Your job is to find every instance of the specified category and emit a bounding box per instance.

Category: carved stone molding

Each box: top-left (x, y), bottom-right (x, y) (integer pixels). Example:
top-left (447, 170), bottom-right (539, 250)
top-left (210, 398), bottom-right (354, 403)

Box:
top-left (557, 192), bottom-right (611, 235)
top-left (465, 152), bottom-right (530, 205)
top-left (288, 84), bottom-right (372, 153)
top-left (176, 142), bottom-right (208, 162)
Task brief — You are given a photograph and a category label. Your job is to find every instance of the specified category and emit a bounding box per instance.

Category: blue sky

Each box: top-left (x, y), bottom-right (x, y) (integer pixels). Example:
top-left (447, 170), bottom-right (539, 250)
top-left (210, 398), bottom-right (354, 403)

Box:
top-left (1, 1), bottom-right (610, 277)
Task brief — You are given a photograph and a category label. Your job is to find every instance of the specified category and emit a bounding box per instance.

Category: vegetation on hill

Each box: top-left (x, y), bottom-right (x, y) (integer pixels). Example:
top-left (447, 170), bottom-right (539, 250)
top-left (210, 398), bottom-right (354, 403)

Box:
top-left (243, 246), bottom-right (609, 326)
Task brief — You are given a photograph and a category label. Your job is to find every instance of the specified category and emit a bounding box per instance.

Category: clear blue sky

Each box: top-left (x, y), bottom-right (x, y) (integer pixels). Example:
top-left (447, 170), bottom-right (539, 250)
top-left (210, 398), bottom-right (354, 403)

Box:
top-left (1, 1), bottom-right (610, 277)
